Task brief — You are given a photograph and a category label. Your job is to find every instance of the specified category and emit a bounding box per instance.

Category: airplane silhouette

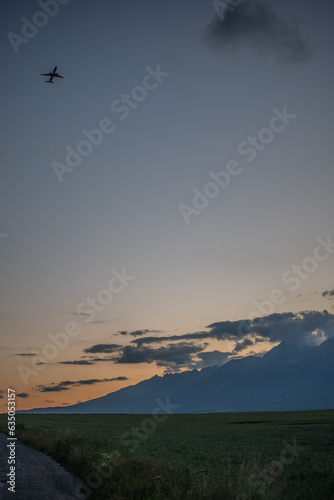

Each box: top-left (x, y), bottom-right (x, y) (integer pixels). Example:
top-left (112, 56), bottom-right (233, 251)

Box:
top-left (40, 66), bottom-right (64, 84)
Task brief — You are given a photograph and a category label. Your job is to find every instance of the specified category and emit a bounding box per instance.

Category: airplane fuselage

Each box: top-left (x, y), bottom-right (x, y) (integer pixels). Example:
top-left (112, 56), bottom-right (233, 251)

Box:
top-left (40, 66), bottom-right (64, 83)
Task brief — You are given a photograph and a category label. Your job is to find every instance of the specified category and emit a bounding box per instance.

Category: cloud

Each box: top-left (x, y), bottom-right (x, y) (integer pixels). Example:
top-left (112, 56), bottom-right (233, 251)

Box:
top-left (196, 350), bottom-right (231, 368)
top-left (14, 353), bottom-right (36, 357)
top-left (322, 289), bottom-right (334, 298)
top-left (208, 310), bottom-right (334, 345)
top-left (35, 377), bottom-right (127, 393)
top-left (61, 310), bottom-right (91, 317)
top-left (131, 331), bottom-right (214, 347)
top-left (36, 385), bottom-right (68, 393)
top-left (130, 321), bottom-right (251, 347)
top-left (118, 329), bottom-right (161, 337)
top-left (114, 342), bottom-right (207, 371)
top-left (232, 337), bottom-right (255, 352)
top-left (233, 336), bottom-right (267, 353)
top-left (57, 360), bottom-right (95, 365)
top-left (17, 393), bottom-right (29, 398)
top-left (203, 0), bottom-right (311, 62)
top-left (80, 310), bottom-right (334, 372)
top-left (84, 341), bottom-right (230, 372)
top-left (86, 356), bottom-right (117, 362)
top-left (83, 344), bottom-right (122, 354)
top-left (60, 311), bottom-right (110, 324)
top-left (132, 311), bottom-right (334, 347)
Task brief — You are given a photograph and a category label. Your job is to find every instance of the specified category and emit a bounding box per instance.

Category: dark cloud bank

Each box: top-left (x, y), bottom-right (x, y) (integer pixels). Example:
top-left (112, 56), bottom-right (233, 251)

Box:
top-left (35, 377), bottom-right (127, 393)
top-left (82, 310), bottom-right (334, 372)
top-left (203, 0), bottom-right (311, 62)
top-left (118, 329), bottom-right (161, 337)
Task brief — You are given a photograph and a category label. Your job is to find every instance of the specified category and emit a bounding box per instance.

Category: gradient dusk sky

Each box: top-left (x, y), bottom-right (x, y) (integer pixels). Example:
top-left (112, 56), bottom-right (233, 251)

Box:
top-left (1, 0), bottom-right (334, 411)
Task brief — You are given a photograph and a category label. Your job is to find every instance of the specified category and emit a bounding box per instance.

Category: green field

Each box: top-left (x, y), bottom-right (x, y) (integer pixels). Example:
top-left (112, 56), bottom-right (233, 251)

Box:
top-left (1, 410), bottom-right (333, 499)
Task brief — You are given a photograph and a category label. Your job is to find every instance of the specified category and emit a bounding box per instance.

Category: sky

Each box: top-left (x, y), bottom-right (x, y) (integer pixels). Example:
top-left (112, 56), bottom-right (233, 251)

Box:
top-left (1, 0), bottom-right (334, 411)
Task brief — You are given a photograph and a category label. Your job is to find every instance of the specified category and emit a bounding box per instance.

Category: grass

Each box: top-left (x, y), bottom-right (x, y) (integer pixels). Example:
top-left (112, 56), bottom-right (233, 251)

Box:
top-left (0, 410), bottom-right (333, 499)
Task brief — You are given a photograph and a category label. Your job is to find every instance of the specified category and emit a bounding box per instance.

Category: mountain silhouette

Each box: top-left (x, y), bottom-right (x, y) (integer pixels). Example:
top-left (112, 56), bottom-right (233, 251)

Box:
top-left (25, 338), bottom-right (334, 414)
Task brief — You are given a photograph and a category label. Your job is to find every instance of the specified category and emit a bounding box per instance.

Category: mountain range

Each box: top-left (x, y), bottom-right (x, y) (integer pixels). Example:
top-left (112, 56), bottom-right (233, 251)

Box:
top-left (24, 338), bottom-right (334, 413)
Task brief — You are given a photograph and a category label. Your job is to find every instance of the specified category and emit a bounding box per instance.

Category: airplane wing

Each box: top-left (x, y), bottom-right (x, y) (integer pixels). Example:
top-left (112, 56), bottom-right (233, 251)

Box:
top-left (40, 73), bottom-right (52, 76)
top-left (54, 74), bottom-right (64, 78)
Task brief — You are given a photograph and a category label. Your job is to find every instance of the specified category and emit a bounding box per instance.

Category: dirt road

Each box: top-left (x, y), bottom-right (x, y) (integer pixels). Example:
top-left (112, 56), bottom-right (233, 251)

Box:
top-left (0, 433), bottom-right (86, 499)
